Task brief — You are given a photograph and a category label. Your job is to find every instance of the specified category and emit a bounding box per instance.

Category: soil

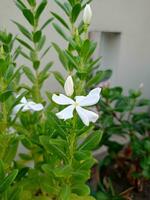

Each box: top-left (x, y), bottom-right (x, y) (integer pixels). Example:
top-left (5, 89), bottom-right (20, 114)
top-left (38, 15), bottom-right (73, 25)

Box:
top-left (91, 164), bottom-right (150, 200)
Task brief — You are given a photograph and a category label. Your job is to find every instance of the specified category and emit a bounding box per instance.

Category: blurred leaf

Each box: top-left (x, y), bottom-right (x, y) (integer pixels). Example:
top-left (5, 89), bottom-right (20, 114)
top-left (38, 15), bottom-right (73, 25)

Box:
top-left (33, 30), bottom-right (42, 43)
top-left (71, 3), bottom-right (81, 23)
top-left (51, 12), bottom-right (70, 30)
top-left (87, 70), bottom-right (112, 87)
top-left (35, 0), bottom-right (47, 21)
top-left (12, 20), bottom-right (32, 40)
top-left (0, 169), bottom-right (18, 193)
top-left (22, 9), bottom-right (34, 26)
top-left (79, 131), bottom-right (103, 151)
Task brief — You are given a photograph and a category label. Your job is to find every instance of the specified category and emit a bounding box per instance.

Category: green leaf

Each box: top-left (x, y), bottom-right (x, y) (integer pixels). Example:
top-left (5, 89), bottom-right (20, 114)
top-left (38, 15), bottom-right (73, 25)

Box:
top-left (87, 70), bottom-right (112, 87)
top-left (0, 160), bottom-right (5, 180)
top-left (52, 71), bottom-right (65, 87)
top-left (35, 0), bottom-right (47, 20)
top-left (71, 3), bottom-right (81, 23)
top-left (51, 12), bottom-right (70, 30)
top-left (17, 38), bottom-right (33, 51)
top-left (41, 45), bottom-right (51, 59)
top-left (53, 23), bottom-right (69, 41)
top-left (0, 90), bottom-right (12, 102)
top-left (41, 18), bottom-right (54, 30)
top-left (27, 0), bottom-right (36, 7)
top-left (23, 66), bottom-right (35, 83)
top-left (79, 131), bottom-right (103, 151)
top-left (3, 138), bottom-right (19, 164)
top-left (54, 0), bottom-right (70, 16)
top-left (71, 194), bottom-right (95, 200)
top-left (40, 136), bottom-right (68, 161)
top-left (15, 0), bottom-right (27, 11)
top-left (52, 42), bottom-right (68, 70)
top-left (22, 9), bottom-right (34, 26)
top-left (0, 169), bottom-right (18, 193)
top-left (64, 51), bottom-right (78, 69)
top-left (59, 185), bottom-right (71, 200)
top-left (8, 187), bottom-right (22, 200)
top-left (33, 30), bottom-right (42, 43)
top-left (37, 35), bottom-right (46, 50)
top-left (12, 21), bottom-right (32, 40)
top-left (72, 184), bottom-right (90, 196)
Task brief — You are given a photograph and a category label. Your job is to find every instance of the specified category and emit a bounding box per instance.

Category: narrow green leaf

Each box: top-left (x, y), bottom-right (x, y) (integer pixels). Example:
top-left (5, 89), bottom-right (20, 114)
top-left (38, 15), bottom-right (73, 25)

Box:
top-left (79, 131), bottom-right (103, 151)
top-left (71, 3), bottom-right (81, 23)
top-left (52, 42), bottom-right (68, 70)
top-left (12, 21), bottom-right (32, 40)
top-left (23, 66), bottom-right (35, 83)
top-left (41, 17), bottom-right (54, 30)
top-left (27, 0), bottom-right (36, 7)
top-left (17, 38), bottom-right (33, 51)
top-left (22, 9), bottom-right (34, 26)
top-left (0, 160), bottom-right (5, 180)
top-left (52, 71), bottom-right (65, 87)
top-left (54, 0), bottom-right (70, 16)
top-left (35, 0), bottom-right (47, 20)
top-left (0, 169), bottom-right (18, 193)
top-left (59, 185), bottom-right (71, 200)
top-left (53, 23), bottom-right (69, 41)
top-left (15, 0), bottom-right (27, 11)
top-left (87, 70), bottom-right (112, 87)
top-left (37, 35), bottom-right (46, 50)
top-left (51, 12), bottom-right (70, 30)
top-left (41, 45), bottom-right (51, 59)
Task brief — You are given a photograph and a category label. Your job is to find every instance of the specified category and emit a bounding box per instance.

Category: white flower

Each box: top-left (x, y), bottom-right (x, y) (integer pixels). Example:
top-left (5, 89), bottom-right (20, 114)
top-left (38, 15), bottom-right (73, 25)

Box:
top-left (13, 97), bottom-right (44, 115)
top-left (64, 75), bottom-right (74, 96)
top-left (52, 88), bottom-right (101, 126)
top-left (83, 4), bottom-right (92, 25)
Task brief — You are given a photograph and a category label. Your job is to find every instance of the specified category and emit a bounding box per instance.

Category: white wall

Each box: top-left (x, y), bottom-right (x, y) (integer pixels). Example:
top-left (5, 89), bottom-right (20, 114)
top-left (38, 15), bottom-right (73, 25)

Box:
top-left (0, 0), bottom-right (150, 98)
top-left (91, 0), bottom-right (150, 98)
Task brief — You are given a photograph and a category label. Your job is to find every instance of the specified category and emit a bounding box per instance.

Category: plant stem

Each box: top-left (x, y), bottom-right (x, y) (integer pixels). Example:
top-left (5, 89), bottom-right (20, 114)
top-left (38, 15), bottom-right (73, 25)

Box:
top-left (68, 115), bottom-right (77, 166)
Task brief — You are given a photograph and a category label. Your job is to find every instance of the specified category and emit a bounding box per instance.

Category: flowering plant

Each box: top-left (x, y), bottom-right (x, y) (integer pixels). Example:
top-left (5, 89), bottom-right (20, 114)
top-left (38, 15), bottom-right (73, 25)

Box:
top-left (0, 0), bottom-right (112, 199)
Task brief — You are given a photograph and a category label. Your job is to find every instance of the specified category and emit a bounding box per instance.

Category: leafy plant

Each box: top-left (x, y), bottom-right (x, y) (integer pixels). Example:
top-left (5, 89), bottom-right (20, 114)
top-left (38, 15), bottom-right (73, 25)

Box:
top-left (91, 85), bottom-right (150, 198)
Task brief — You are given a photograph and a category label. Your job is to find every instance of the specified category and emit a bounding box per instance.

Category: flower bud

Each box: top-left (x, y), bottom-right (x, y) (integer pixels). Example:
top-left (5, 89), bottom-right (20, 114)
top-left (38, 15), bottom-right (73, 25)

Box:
top-left (139, 82), bottom-right (144, 90)
top-left (64, 75), bottom-right (74, 96)
top-left (83, 4), bottom-right (92, 25)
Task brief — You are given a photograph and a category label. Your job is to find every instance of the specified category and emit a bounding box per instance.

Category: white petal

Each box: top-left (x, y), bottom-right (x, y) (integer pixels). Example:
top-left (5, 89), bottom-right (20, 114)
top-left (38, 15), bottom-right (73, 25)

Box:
top-left (76, 106), bottom-right (99, 126)
top-left (75, 88), bottom-right (101, 107)
top-left (64, 75), bottom-right (74, 96)
top-left (56, 105), bottom-right (75, 120)
top-left (12, 104), bottom-right (24, 114)
top-left (22, 104), bottom-right (30, 112)
top-left (20, 97), bottom-right (28, 104)
top-left (27, 102), bottom-right (44, 111)
top-left (52, 94), bottom-right (74, 105)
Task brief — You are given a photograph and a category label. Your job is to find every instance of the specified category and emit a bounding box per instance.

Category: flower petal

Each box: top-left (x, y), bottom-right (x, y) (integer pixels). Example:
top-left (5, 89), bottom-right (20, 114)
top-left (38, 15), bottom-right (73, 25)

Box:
top-left (22, 104), bottom-right (30, 112)
top-left (27, 102), bottom-right (44, 111)
top-left (56, 105), bottom-right (75, 120)
top-left (12, 104), bottom-right (24, 114)
top-left (76, 106), bottom-right (99, 126)
top-left (20, 97), bottom-right (28, 104)
top-left (52, 94), bottom-right (74, 105)
top-left (75, 88), bottom-right (101, 107)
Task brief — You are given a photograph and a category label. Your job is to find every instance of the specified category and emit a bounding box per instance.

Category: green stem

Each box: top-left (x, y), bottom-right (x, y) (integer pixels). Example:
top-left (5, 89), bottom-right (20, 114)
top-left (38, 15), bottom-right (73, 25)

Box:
top-left (0, 79), bottom-right (8, 130)
top-left (2, 191), bottom-right (7, 200)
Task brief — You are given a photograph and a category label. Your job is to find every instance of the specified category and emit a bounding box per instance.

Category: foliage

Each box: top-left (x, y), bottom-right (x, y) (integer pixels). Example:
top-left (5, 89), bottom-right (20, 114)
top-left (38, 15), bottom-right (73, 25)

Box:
top-left (91, 86), bottom-right (150, 199)
top-left (0, 0), bottom-right (109, 199)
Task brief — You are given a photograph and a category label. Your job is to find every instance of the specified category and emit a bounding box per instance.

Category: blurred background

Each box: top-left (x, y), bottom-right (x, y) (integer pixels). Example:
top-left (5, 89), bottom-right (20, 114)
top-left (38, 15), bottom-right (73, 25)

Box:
top-left (0, 0), bottom-right (150, 98)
